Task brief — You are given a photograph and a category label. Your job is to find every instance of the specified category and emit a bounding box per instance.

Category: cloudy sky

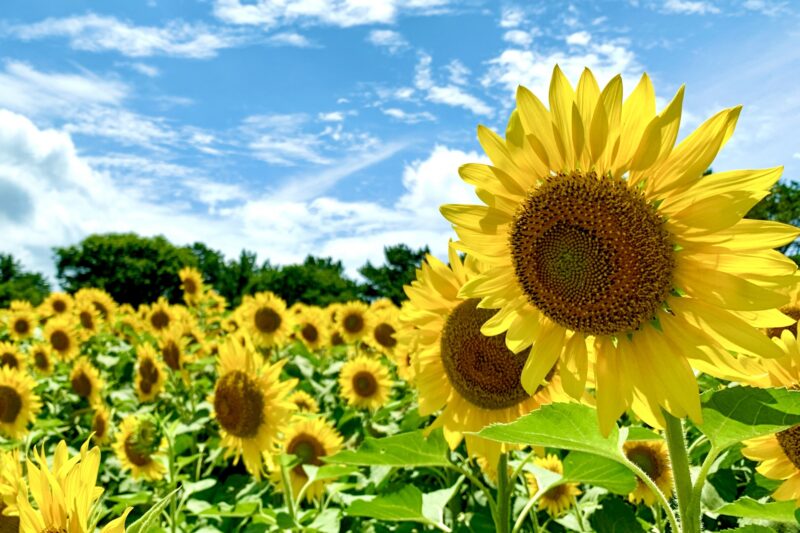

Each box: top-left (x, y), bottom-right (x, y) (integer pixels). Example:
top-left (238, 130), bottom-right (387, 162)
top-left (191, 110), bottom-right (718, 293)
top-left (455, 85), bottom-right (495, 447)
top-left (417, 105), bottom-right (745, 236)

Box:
top-left (0, 0), bottom-right (798, 281)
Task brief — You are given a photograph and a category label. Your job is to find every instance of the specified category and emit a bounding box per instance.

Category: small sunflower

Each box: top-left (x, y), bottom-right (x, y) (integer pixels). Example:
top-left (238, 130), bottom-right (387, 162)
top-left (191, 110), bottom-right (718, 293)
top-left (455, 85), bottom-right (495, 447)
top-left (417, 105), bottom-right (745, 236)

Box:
top-left (179, 266), bottom-right (204, 304)
top-left (365, 307), bottom-right (400, 358)
top-left (295, 307), bottom-right (328, 351)
top-left (238, 292), bottom-right (291, 348)
top-left (210, 338), bottom-right (297, 479)
top-left (0, 366), bottom-right (41, 439)
top-left (40, 292), bottom-right (73, 318)
top-left (91, 404), bottom-right (112, 445)
top-left (204, 289), bottom-right (228, 314)
top-left (6, 309), bottom-right (35, 341)
top-left (743, 425), bottom-right (800, 505)
top-left (0, 448), bottom-right (23, 523)
top-left (338, 355), bottom-right (393, 411)
top-left (75, 301), bottom-right (102, 340)
top-left (370, 298), bottom-right (398, 313)
top-left (287, 390), bottom-right (320, 414)
top-left (274, 416), bottom-right (344, 501)
top-left (44, 318), bottom-right (79, 360)
top-left (135, 344), bottom-right (166, 403)
top-left (70, 357), bottom-right (104, 406)
top-left (0, 342), bottom-right (25, 372)
top-left (393, 305), bottom-right (418, 382)
top-left (624, 440), bottom-right (673, 505)
top-left (76, 287), bottom-right (118, 322)
top-left (146, 297), bottom-right (175, 334)
top-left (526, 454), bottom-right (581, 516)
top-left (440, 65), bottom-right (799, 434)
top-left (113, 415), bottom-right (167, 481)
top-left (159, 326), bottom-right (191, 373)
top-left (336, 301), bottom-right (371, 344)
top-left (28, 343), bottom-right (53, 375)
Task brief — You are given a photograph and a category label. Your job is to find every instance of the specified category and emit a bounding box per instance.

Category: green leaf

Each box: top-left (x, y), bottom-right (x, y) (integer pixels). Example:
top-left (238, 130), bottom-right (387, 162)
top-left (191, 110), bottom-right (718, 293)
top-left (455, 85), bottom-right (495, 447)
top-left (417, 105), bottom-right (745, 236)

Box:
top-left (562, 452), bottom-right (636, 495)
top-left (626, 427), bottom-right (662, 441)
top-left (476, 403), bottom-right (624, 460)
top-left (589, 497), bottom-right (645, 533)
top-left (126, 487), bottom-right (180, 533)
top-left (325, 429), bottom-right (450, 467)
top-left (345, 482), bottom-right (461, 526)
top-left (723, 527), bottom-right (778, 533)
top-left (715, 497), bottom-right (799, 523)
top-left (302, 464), bottom-right (361, 483)
top-left (697, 387), bottom-right (800, 450)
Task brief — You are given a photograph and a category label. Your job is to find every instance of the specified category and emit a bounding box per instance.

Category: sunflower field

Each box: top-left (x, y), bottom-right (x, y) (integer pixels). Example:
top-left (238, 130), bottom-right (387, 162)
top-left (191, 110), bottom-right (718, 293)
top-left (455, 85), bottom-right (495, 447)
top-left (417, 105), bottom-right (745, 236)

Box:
top-left (2, 67), bottom-right (800, 533)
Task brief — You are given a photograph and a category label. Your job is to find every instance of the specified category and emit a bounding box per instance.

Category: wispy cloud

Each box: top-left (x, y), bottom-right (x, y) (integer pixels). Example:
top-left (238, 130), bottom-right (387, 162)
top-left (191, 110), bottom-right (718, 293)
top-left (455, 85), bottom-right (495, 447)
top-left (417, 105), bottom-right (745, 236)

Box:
top-left (382, 108), bottom-right (436, 123)
top-left (367, 29), bottom-right (409, 54)
top-left (662, 0), bottom-right (720, 15)
top-left (414, 53), bottom-right (492, 116)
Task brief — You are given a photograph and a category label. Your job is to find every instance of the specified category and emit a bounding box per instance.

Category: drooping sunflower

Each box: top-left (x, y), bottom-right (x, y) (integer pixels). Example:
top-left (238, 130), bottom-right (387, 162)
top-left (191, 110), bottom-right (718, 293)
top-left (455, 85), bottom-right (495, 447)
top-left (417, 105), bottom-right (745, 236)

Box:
top-left (0, 366), bottom-right (41, 439)
top-left (440, 65), bottom-right (798, 434)
top-left (365, 307), bottom-right (400, 358)
top-left (338, 355), bottom-right (393, 411)
top-left (17, 439), bottom-right (131, 533)
top-left (287, 390), bottom-right (320, 414)
top-left (210, 338), bottom-right (297, 479)
top-left (624, 440), bottom-right (673, 505)
top-left (525, 454), bottom-right (581, 516)
top-left (113, 415), bottom-right (167, 481)
top-left (70, 357), bottom-right (104, 406)
top-left (238, 292), bottom-right (291, 348)
top-left (146, 297), bottom-right (175, 334)
top-left (44, 317), bottom-right (79, 361)
top-left (75, 287), bottom-right (118, 322)
top-left (40, 292), bottom-right (73, 318)
top-left (401, 244), bottom-right (562, 473)
top-left (91, 404), bottom-right (112, 445)
top-left (274, 416), bottom-right (344, 501)
top-left (135, 344), bottom-right (166, 403)
top-left (6, 309), bottom-right (35, 341)
top-left (0, 342), bottom-right (25, 372)
top-left (29, 343), bottom-right (53, 375)
top-left (295, 307), bottom-right (328, 351)
top-left (743, 425), bottom-right (800, 505)
top-left (179, 266), bottom-right (204, 304)
top-left (336, 301), bottom-right (371, 344)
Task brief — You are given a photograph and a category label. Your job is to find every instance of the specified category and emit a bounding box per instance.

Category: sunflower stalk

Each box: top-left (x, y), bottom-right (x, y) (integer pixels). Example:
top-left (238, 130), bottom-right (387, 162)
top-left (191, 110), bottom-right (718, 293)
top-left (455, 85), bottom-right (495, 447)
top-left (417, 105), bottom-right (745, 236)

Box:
top-left (662, 411), bottom-right (696, 533)
top-left (495, 453), bottom-right (511, 533)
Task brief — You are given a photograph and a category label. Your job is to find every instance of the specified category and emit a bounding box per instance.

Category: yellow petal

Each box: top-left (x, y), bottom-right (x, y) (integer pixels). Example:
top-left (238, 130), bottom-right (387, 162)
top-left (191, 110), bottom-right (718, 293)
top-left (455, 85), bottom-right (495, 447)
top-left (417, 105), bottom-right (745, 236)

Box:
top-left (516, 85), bottom-right (563, 169)
top-left (477, 125), bottom-right (520, 176)
top-left (674, 261), bottom-right (789, 311)
top-left (520, 321), bottom-right (564, 394)
top-left (549, 65), bottom-right (577, 166)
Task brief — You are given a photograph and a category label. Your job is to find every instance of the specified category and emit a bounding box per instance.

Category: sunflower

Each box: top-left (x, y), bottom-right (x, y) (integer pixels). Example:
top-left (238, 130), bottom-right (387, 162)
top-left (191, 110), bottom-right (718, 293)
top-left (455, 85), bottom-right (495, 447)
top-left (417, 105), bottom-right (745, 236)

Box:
top-left (44, 317), bottom-right (79, 361)
top-left (370, 298), bottom-right (398, 313)
top-left (336, 301), bottom-right (371, 344)
top-left (40, 292), bottom-right (73, 318)
top-left (29, 343), bottom-right (53, 375)
top-left (70, 357), bottom-right (104, 406)
top-left (75, 287), bottom-right (118, 322)
top-left (158, 326), bottom-right (191, 373)
top-left (365, 307), bottom-right (400, 357)
top-left (274, 416), bottom-right (344, 501)
top-left (295, 307), bottom-right (328, 351)
top-left (287, 390), bottom-right (320, 414)
top-left (91, 404), bottom-right (112, 445)
top-left (210, 338), bottom-right (296, 479)
top-left (393, 304), bottom-right (419, 382)
top-left (0, 449), bottom-right (23, 526)
top-left (238, 292), bottom-right (291, 348)
top-left (179, 266), bottom-right (204, 304)
top-left (135, 344), bottom-right (166, 402)
top-left (526, 454), bottom-right (581, 516)
top-left (113, 415), bottom-right (167, 481)
top-left (6, 309), bottom-right (35, 341)
top-left (743, 425), bottom-right (800, 505)
top-left (0, 366), bottom-right (41, 439)
top-left (75, 301), bottom-right (102, 340)
top-left (440, 65), bottom-right (798, 434)
top-left (401, 244), bottom-right (561, 473)
top-left (146, 297), bottom-right (175, 334)
top-left (204, 289), bottom-right (228, 314)
top-left (624, 440), bottom-right (673, 505)
top-left (0, 342), bottom-right (25, 372)
top-left (338, 355), bottom-right (393, 411)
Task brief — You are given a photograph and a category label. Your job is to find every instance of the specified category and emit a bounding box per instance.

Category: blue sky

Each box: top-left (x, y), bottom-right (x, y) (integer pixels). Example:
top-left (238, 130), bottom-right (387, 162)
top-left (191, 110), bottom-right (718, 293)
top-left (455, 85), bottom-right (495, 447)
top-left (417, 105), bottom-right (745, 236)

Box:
top-left (0, 0), bottom-right (798, 280)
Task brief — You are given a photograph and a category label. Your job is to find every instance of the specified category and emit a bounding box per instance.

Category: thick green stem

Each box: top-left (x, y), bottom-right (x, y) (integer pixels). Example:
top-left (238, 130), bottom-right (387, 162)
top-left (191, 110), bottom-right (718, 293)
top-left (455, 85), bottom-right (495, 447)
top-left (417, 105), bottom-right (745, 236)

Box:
top-left (687, 447), bottom-right (719, 530)
top-left (496, 453), bottom-right (511, 533)
top-left (620, 452), bottom-right (679, 533)
top-left (663, 411), bottom-right (695, 533)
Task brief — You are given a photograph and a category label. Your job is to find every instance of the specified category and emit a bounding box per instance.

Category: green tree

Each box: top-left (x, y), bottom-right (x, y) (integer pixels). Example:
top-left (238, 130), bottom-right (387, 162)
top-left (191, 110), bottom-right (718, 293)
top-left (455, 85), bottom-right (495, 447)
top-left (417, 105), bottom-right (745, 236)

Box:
top-left (189, 244), bottom-right (262, 308)
top-left (746, 180), bottom-right (800, 260)
top-left (54, 233), bottom-right (197, 307)
top-left (0, 254), bottom-right (50, 307)
top-left (248, 256), bottom-right (361, 306)
top-left (359, 244), bottom-right (430, 305)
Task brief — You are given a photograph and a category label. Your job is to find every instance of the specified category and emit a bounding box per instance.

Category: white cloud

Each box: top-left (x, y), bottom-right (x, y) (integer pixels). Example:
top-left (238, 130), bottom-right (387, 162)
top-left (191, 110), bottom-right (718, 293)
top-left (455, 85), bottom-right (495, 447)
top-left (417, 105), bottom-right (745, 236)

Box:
top-left (499, 6), bottom-right (526, 28)
top-left (63, 107), bottom-right (178, 148)
top-left (742, 0), bottom-right (788, 15)
top-left (414, 54), bottom-right (492, 116)
top-left (503, 30), bottom-right (532, 47)
top-left (129, 62), bottom-right (160, 77)
top-left (566, 31), bottom-right (591, 46)
top-left (445, 60), bottom-right (470, 85)
top-left (662, 0), bottom-right (720, 14)
top-left (367, 29), bottom-right (409, 54)
top-left (9, 13), bottom-right (241, 58)
top-left (268, 32), bottom-right (313, 47)
top-left (382, 108), bottom-right (436, 123)
top-left (319, 111), bottom-right (346, 122)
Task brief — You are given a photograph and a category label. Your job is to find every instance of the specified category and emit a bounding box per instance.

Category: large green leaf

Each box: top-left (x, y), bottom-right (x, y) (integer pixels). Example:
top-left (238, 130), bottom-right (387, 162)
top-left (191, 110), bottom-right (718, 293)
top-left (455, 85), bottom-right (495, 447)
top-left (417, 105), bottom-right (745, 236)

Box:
top-left (562, 452), bottom-right (636, 495)
top-left (715, 497), bottom-right (799, 524)
top-left (345, 482), bottom-right (460, 526)
top-left (589, 497), bottom-right (645, 533)
top-left (697, 387), bottom-right (800, 450)
top-left (476, 403), bottom-right (623, 460)
top-left (325, 429), bottom-right (450, 467)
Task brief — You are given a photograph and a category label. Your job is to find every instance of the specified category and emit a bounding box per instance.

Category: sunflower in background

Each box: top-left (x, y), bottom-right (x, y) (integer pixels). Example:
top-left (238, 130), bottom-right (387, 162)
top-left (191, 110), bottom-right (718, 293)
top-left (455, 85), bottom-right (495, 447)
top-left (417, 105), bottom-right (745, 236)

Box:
top-left (525, 454), bottom-right (581, 516)
top-left (113, 415), bottom-right (167, 482)
top-left (338, 355), bottom-right (392, 411)
top-left (0, 366), bottom-right (41, 439)
top-left (274, 416), bottom-right (343, 501)
top-left (365, 306), bottom-right (399, 358)
top-left (440, 65), bottom-right (798, 434)
top-left (146, 297), bottom-right (175, 334)
top-left (75, 300), bottom-right (102, 340)
top-left (0, 448), bottom-right (23, 529)
top-left (179, 266), bottom-right (205, 304)
top-left (6, 309), bottom-right (35, 341)
top-left (287, 390), bottom-right (320, 414)
top-left (40, 292), bottom-right (73, 318)
top-left (743, 425), bottom-right (800, 506)
top-left (76, 287), bottom-right (118, 322)
top-left (336, 301), bottom-right (371, 344)
top-left (0, 342), bottom-right (25, 372)
top-left (210, 338), bottom-right (296, 479)
top-left (70, 357), bottom-right (104, 406)
top-left (295, 306), bottom-right (328, 352)
top-left (392, 302), bottom-right (419, 383)
top-left (91, 403), bottom-right (113, 445)
top-left (624, 440), bottom-right (673, 505)
top-left (43, 317), bottom-right (79, 360)
top-left (135, 344), bottom-right (167, 402)
top-left (28, 343), bottom-right (53, 375)
top-left (238, 292), bottom-right (291, 348)
top-left (159, 326), bottom-right (191, 373)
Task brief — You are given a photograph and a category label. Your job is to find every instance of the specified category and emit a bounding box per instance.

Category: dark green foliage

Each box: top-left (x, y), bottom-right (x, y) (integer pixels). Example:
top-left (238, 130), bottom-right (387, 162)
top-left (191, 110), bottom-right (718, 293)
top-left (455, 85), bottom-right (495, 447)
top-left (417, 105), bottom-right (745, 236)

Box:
top-left (247, 256), bottom-right (362, 307)
top-left (747, 180), bottom-right (800, 260)
top-left (0, 253), bottom-right (49, 307)
top-left (188, 244), bottom-right (262, 308)
top-left (359, 244), bottom-right (430, 305)
top-left (54, 233), bottom-right (197, 307)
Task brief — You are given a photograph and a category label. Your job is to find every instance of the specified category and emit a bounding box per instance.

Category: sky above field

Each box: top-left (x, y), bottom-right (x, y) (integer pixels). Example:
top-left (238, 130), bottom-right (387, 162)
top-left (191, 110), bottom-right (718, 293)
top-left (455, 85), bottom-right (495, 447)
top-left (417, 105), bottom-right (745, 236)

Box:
top-left (0, 0), bottom-right (798, 280)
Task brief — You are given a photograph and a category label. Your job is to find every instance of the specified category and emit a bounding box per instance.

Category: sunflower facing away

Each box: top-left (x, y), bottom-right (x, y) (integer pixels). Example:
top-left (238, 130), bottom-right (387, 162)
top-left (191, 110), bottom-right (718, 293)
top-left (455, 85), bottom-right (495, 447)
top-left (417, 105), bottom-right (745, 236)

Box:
top-left (338, 355), bottom-right (393, 412)
top-left (440, 65), bottom-right (799, 434)
top-left (743, 425), bottom-right (800, 505)
top-left (210, 338), bottom-right (297, 479)
top-left (525, 454), bottom-right (581, 516)
top-left (70, 357), bottom-right (104, 406)
top-left (624, 440), bottom-right (673, 506)
top-left (114, 415), bottom-right (167, 481)
top-left (238, 292), bottom-right (291, 348)
top-left (0, 366), bottom-right (41, 439)
top-left (401, 244), bottom-right (562, 474)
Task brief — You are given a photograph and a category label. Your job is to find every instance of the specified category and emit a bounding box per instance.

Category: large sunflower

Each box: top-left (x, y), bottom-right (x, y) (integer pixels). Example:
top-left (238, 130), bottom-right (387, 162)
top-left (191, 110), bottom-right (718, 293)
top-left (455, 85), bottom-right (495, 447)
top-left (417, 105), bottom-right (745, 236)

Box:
top-left (624, 440), bottom-right (673, 506)
top-left (401, 244), bottom-right (562, 473)
top-left (113, 415), bottom-right (167, 481)
top-left (0, 366), bottom-right (41, 439)
top-left (274, 416), bottom-right (344, 501)
top-left (525, 454), bottom-right (581, 516)
top-left (70, 357), bottom-right (104, 406)
top-left (743, 426), bottom-right (800, 505)
top-left (210, 338), bottom-right (296, 479)
top-left (135, 343), bottom-right (166, 402)
top-left (440, 65), bottom-right (798, 434)
top-left (338, 355), bottom-right (393, 412)
top-left (44, 317), bottom-right (79, 361)
top-left (238, 292), bottom-right (291, 348)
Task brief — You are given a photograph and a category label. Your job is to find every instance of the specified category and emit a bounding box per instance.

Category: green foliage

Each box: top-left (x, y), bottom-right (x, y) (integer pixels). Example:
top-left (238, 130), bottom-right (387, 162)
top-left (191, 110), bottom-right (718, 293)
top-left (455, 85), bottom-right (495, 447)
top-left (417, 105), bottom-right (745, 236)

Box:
top-left (714, 497), bottom-right (799, 524)
top-left (747, 180), bottom-right (800, 259)
top-left (345, 482), bottom-right (461, 528)
top-left (54, 233), bottom-right (196, 306)
top-left (0, 253), bottom-right (49, 307)
top-left (249, 256), bottom-right (362, 307)
top-left (188, 244), bottom-right (262, 308)
top-left (359, 244), bottom-right (429, 304)
top-left (326, 429), bottom-right (450, 467)
top-left (589, 498), bottom-right (646, 533)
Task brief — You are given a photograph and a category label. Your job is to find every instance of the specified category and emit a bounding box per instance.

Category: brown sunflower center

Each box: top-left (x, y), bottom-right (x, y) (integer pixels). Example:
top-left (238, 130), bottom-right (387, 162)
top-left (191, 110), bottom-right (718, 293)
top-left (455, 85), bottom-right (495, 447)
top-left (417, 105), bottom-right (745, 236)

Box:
top-left (41, 527), bottom-right (67, 533)
top-left (287, 434), bottom-right (325, 475)
top-left (34, 350), bottom-right (49, 370)
top-left (509, 171), bottom-right (674, 336)
top-left (352, 371), bottom-right (378, 398)
top-left (124, 435), bottom-right (153, 467)
top-left (343, 313), bottom-right (364, 334)
top-left (139, 358), bottom-right (159, 383)
top-left (0, 503), bottom-right (20, 532)
top-left (295, 400), bottom-right (310, 411)
top-left (301, 324), bottom-right (319, 343)
top-left (93, 412), bottom-right (107, 438)
top-left (93, 301), bottom-right (109, 318)
top-left (79, 311), bottom-right (94, 330)
top-left (766, 305), bottom-right (800, 339)
top-left (150, 310), bottom-right (170, 330)
top-left (52, 299), bottom-right (67, 314)
top-left (776, 424), bottom-right (800, 470)
top-left (626, 444), bottom-right (663, 480)
top-left (50, 330), bottom-right (70, 352)
top-left (374, 323), bottom-right (397, 348)
top-left (162, 341), bottom-right (181, 370)
top-left (331, 332), bottom-right (344, 346)
top-left (0, 353), bottom-right (18, 369)
top-left (254, 307), bottom-right (281, 333)
top-left (183, 277), bottom-right (198, 295)
top-left (71, 372), bottom-right (92, 398)
top-left (13, 318), bottom-right (30, 335)
top-left (440, 298), bottom-right (533, 409)
top-left (0, 385), bottom-right (22, 423)
top-left (214, 370), bottom-right (265, 438)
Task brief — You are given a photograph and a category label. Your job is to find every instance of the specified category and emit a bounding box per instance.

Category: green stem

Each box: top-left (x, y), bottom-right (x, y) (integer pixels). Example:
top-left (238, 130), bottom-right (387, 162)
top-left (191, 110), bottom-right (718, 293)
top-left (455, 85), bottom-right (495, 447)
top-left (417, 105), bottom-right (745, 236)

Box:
top-left (687, 447), bottom-right (719, 530)
top-left (449, 465), bottom-right (497, 519)
top-left (496, 453), bottom-right (511, 533)
top-left (620, 453), bottom-right (679, 533)
top-left (166, 432), bottom-right (178, 533)
top-left (663, 410), bottom-right (695, 533)
top-left (653, 503), bottom-right (664, 533)
top-left (571, 495), bottom-right (586, 532)
top-left (279, 457), bottom-right (299, 530)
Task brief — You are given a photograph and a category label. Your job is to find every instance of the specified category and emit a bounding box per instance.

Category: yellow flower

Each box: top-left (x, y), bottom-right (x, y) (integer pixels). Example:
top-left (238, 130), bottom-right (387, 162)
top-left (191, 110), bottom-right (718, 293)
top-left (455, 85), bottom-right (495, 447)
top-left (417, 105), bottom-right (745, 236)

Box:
top-left (0, 366), bottom-right (41, 439)
top-left (238, 292), bottom-right (291, 348)
top-left (624, 440), bottom-right (673, 506)
top-left (743, 425), bottom-right (800, 505)
top-left (295, 306), bottom-right (328, 351)
top-left (40, 292), bottom-right (73, 318)
top-left (146, 297), bottom-right (175, 334)
top-left (526, 454), bottom-right (581, 516)
top-left (29, 343), bottom-right (54, 375)
top-left (44, 317), bottom-right (79, 361)
top-left (0, 449), bottom-right (23, 526)
top-left (6, 310), bottom-right (35, 341)
top-left (210, 338), bottom-right (297, 479)
top-left (179, 266), bottom-right (204, 304)
top-left (70, 357), bottom-right (104, 406)
top-left (0, 342), bottom-right (26, 373)
top-left (440, 65), bottom-right (798, 434)
top-left (365, 307), bottom-right (400, 358)
top-left (336, 301), bottom-right (371, 344)
top-left (274, 416), bottom-right (343, 501)
top-left (135, 344), bottom-right (166, 402)
top-left (75, 301), bottom-right (102, 340)
top-left (75, 287), bottom-right (118, 322)
top-left (287, 390), bottom-right (320, 414)
top-left (338, 355), bottom-right (392, 411)
top-left (113, 415), bottom-right (167, 481)
top-left (158, 326), bottom-right (191, 373)
top-left (91, 404), bottom-right (112, 445)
